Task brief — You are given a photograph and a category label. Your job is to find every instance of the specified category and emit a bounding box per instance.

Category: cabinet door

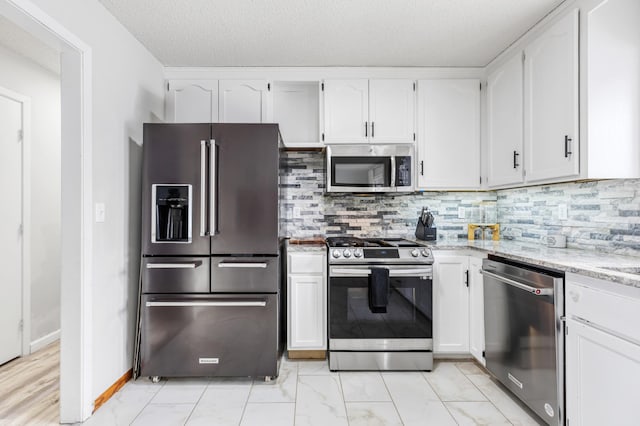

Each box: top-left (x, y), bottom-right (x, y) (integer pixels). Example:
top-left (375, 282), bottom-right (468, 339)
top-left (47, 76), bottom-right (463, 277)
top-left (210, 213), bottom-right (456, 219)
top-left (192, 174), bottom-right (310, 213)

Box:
top-left (417, 79), bottom-right (480, 190)
top-left (369, 79), bottom-right (415, 144)
top-left (468, 257), bottom-right (485, 365)
top-left (219, 80), bottom-right (269, 123)
top-left (487, 55), bottom-right (524, 187)
top-left (323, 79), bottom-right (369, 144)
top-left (288, 274), bottom-right (326, 350)
top-left (433, 255), bottom-right (470, 354)
top-left (166, 80), bottom-right (218, 123)
top-left (272, 81), bottom-right (321, 148)
top-left (566, 319), bottom-right (640, 426)
top-left (524, 10), bottom-right (579, 182)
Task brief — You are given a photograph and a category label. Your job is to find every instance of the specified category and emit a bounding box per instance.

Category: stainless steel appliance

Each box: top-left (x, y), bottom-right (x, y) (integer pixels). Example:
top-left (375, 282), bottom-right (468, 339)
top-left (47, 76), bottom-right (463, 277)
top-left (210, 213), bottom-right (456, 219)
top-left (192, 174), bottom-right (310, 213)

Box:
top-left (327, 237), bottom-right (434, 371)
top-left (482, 256), bottom-right (565, 425)
top-left (326, 144), bottom-right (414, 193)
top-left (138, 123), bottom-right (282, 381)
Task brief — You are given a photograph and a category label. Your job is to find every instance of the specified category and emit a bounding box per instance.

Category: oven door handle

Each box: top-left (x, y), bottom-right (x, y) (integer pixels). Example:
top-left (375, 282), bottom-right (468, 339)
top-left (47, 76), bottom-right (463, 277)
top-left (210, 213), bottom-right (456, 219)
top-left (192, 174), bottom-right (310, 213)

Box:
top-left (481, 269), bottom-right (553, 296)
top-left (331, 267), bottom-right (433, 277)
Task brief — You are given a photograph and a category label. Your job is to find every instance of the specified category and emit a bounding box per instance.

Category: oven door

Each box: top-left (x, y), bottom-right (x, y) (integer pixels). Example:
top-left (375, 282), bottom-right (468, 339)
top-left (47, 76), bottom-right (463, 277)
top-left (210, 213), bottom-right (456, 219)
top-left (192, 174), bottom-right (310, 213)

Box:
top-left (328, 265), bottom-right (433, 350)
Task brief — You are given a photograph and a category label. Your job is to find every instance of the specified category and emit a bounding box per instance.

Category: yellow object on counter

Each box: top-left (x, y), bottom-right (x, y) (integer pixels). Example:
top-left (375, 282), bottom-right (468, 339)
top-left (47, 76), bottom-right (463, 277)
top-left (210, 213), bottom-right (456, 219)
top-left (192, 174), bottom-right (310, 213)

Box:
top-left (468, 223), bottom-right (500, 241)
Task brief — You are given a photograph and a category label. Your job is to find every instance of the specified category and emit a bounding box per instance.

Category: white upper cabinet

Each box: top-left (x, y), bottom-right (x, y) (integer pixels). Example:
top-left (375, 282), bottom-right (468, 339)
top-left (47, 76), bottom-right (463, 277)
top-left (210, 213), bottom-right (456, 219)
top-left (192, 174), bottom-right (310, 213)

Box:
top-left (322, 79), bottom-right (415, 144)
top-left (272, 81), bottom-right (321, 148)
top-left (323, 79), bottom-right (369, 143)
top-left (416, 79), bottom-right (480, 190)
top-left (487, 55), bottom-right (524, 188)
top-left (219, 80), bottom-right (270, 123)
top-left (166, 80), bottom-right (219, 123)
top-left (368, 80), bottom-right (416, 144)
top-left (524, 9), bottom-right (579, 183)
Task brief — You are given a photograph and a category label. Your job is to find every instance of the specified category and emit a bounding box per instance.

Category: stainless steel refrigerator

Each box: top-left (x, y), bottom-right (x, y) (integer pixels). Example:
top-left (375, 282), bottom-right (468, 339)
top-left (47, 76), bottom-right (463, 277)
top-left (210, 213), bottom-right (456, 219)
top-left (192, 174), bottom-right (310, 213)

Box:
top-left (138, 123), bottom-right (282, 380)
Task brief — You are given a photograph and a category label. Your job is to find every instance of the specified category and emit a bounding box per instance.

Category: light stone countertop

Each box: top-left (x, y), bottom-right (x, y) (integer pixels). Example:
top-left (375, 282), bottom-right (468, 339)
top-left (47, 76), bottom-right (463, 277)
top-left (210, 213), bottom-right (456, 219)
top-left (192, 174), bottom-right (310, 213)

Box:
top-left (284, 238), bottom-right (327, 253)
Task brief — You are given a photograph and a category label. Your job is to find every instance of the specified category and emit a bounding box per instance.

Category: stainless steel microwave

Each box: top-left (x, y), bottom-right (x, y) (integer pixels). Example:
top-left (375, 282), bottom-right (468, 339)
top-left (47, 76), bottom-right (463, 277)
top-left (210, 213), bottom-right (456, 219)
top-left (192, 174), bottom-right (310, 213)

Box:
top-left (326, 144), bottom-right (414, 193)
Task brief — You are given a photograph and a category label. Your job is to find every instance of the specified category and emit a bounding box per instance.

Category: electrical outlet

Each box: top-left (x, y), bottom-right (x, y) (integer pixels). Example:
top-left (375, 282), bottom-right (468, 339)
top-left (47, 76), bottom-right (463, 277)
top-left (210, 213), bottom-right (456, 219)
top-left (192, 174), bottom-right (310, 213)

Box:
top-left (558, 204), bottom-right (568, 220)
top-left (458, 207), bottom-right (466, 219)
top-left (95, 203), bottom-right (106, 223)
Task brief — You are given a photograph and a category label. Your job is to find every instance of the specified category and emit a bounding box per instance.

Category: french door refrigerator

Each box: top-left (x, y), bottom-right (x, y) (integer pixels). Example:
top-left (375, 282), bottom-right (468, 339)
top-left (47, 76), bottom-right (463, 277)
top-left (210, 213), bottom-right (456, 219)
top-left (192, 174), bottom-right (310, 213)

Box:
top-left (139, 123), bottom-right (282, 380)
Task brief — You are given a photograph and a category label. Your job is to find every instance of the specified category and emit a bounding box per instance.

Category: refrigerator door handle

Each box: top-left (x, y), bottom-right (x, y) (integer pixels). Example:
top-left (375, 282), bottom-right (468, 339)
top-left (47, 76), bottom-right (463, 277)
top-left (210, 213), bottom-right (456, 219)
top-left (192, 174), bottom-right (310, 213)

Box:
top-left (145, 300), bottom-right (267, 307)
top-left (209, 139), bottom-right (217, 235)
top-left (200, 140), bottom-right (208, 236)
top-left (146, 261), bottom-right (203, 269)
top-left (218, 262), bottom-right (268, 268)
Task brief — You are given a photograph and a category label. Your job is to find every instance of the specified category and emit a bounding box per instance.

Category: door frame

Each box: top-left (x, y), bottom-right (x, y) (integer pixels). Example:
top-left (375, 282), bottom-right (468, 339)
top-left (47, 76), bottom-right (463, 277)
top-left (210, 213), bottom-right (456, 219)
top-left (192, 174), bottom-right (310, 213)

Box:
top-left (0, 86), bottom-right (31, 357)
top-left (0, 0), bottom-right (94, 422)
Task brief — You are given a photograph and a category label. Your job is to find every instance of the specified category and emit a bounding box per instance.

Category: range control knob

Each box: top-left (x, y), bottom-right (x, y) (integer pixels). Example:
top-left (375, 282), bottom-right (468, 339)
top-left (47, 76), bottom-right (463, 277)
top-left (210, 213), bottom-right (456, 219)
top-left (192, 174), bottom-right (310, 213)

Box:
top-left (332, 249), bottom-right (342, 258)
top-left (421, 248), bottom-right (431, 257)
top-left (343, 249), bottom-right (352, 258)
top-left (353, 249), bottom-right (363, 258)
top-left (411, 249), bottom-right (420, 257)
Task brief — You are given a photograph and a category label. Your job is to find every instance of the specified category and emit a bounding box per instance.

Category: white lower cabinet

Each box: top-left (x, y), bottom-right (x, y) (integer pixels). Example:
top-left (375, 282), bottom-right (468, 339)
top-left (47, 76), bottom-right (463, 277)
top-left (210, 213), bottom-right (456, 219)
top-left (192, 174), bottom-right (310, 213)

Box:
top-left (468, 256), bottom-right (485, 365)
top-left (433, 253), bottom-right (470, 354)
top-left (565, 274), bottom-right (640, 426)
top-left (287, 252), bottom-right (327, 351)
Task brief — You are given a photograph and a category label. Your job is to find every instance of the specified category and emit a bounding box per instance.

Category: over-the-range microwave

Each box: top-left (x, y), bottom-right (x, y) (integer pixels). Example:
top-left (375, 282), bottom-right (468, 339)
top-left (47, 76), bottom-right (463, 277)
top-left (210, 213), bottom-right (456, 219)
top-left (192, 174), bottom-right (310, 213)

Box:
top-left (326, 144), bottom-right (414, 193)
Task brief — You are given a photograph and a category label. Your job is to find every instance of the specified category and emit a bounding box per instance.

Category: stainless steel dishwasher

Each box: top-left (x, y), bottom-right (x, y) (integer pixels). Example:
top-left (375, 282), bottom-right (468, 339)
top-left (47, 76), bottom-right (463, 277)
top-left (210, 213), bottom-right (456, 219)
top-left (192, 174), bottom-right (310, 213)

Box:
top-left (482, 256), bottom-right (564, 426)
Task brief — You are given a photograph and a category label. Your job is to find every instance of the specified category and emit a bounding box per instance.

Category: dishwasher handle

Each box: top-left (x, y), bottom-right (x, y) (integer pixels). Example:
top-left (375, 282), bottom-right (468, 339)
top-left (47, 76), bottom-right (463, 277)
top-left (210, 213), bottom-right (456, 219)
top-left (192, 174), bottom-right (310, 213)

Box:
top-left (481, 269), bottom-right (553, 296)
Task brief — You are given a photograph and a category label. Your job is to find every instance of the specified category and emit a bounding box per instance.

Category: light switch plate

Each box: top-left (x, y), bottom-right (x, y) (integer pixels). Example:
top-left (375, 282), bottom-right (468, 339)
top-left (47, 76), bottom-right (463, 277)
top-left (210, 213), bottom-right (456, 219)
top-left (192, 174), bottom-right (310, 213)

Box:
top-left (458, 207), bottom-right (466, 219)
top-left (558, 204), bottom-right (568, 220)
top-left (95, 203), bottom-right (106, 223)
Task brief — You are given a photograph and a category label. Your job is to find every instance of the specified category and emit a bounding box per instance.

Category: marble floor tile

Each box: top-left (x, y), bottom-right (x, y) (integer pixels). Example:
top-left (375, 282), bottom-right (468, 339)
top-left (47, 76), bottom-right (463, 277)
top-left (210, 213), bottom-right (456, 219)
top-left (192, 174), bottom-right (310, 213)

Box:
top-left (186, 386), bottom-right (251, 425)
top-left (247, 362), bottom-right (297, 403)
top-left (445, 401), bottom-right (511, 426)
top-left (82, 381), bottom-right (162, 426)
top-left (297, 359), bottom-right (334, 376)
top-left (455, 361), bottom-right (487, 376)
top-left (345, 402), bottom-right (403, 426)
top-left (339, 372), bottom-right (391, 402)
top-left (295, 375), bottom-right (348, 426)
top-left (149, 379), bottom-right (208, 404)
top-left (424, 362), bottom-right (487, 402)
top-left (130, 403), bottom-right (195, 426)
top-left (207, 376), bottom-right (254, 387)
top-left (240, 403), bottom-right (295, 426)
top-left (467, 374), bottom-right (543, 425)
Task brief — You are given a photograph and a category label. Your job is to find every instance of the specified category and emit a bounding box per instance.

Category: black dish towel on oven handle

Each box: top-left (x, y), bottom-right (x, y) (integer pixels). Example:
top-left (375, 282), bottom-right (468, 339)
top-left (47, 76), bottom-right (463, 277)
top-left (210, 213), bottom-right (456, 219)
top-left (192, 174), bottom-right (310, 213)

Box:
top-left (369, 267), bottom-right (389, 313)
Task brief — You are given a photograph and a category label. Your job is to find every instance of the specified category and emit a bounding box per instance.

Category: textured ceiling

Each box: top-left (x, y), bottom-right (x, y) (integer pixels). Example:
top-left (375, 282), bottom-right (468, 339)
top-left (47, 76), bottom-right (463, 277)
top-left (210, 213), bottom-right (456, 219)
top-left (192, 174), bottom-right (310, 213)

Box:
top-left (98, 0), bottom-right (565, 67)
top-left (0, 15), bottom-right (60, 75)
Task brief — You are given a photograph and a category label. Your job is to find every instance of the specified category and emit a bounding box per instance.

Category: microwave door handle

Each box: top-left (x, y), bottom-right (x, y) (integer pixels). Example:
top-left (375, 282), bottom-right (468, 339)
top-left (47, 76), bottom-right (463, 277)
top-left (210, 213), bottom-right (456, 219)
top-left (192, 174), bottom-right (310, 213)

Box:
top-left (209, 139), bottom-right (217, 235)
top-left (200, 140), bottom-right (208, 236)
top-left (390, 156), bottom-right (396, 188)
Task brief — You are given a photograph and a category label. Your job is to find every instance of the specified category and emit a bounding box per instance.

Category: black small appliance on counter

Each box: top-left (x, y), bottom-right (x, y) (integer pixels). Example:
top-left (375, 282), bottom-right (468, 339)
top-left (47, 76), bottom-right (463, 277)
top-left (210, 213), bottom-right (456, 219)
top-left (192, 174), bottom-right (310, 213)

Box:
top-left (415, 207), bottom-right (437, 241)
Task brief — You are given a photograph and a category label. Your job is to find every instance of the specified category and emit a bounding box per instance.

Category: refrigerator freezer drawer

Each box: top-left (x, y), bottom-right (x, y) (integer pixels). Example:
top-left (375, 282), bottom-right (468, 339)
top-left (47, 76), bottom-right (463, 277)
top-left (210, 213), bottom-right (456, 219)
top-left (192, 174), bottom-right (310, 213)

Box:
top-left (142, 257), bottom-right (210, 293)
top-left (140, 293), bottom-right (280, 378)
top-left (211, 256), bottom-right (279, 293)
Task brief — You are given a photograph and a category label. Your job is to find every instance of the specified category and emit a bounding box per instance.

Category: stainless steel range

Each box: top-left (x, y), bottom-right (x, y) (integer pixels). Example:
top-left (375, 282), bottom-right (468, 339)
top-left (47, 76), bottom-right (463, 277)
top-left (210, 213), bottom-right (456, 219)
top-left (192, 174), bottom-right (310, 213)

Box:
top-left (327, 237), bottom-right (434, 371)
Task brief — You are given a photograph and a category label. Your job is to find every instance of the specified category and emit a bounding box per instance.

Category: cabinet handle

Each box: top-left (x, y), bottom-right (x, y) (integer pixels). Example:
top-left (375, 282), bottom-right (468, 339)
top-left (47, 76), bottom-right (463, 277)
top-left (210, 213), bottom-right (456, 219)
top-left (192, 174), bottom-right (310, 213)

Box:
top-left (465, 270), bottom-right (469, 287)
top-left (564, 135), bottom-right (572, 158)
top-left (420, 160), bottom-right (424, 176)
top-left (365, 121), bottom-right (368, 137)
top-left (371, 122), bottom-right (375, 138)
top-left (513, 150), bottom-right (520, 169)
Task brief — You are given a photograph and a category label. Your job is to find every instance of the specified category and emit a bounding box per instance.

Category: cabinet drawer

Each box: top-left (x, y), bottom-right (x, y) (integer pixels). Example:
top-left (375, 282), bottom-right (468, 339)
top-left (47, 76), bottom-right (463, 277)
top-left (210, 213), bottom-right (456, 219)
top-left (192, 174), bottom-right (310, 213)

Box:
top-left (142, 257), bottom-right (209, 293)
top-left (566, 281), bottom-right (640, 343)
top-left (288, 253), bottom-right (325, 274)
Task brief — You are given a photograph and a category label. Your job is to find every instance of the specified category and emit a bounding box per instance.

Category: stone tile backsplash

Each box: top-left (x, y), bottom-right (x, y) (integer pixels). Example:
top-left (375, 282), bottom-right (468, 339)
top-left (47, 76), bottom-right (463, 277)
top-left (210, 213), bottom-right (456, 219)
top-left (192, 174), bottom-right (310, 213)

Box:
top-left (280, 151), bottom-right (640, 256)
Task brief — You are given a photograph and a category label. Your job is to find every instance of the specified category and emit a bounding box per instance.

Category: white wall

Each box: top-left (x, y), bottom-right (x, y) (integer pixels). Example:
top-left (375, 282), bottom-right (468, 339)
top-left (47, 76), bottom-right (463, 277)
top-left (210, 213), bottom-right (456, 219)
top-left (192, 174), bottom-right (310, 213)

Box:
top-left (0, 44), bottom-right (61, 345)
top-left (26, 0), bottom-right (165, 400)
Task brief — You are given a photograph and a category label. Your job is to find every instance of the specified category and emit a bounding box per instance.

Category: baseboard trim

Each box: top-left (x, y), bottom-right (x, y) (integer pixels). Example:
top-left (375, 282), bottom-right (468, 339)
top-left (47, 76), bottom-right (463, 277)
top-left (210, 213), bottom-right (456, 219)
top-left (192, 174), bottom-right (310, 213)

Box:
top-left (288, 350), bottom-right (326, 359)
top-left (93, 369), bottom-right (132, 413)
top-left (30, 329), bottom-right (60, 353)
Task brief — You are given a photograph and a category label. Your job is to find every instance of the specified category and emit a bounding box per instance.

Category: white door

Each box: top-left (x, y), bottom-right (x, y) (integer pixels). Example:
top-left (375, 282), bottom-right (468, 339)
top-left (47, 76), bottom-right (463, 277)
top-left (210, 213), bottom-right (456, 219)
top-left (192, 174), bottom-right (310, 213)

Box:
top-left (417, 79), bottom-right (480, 190)
top-left (566, 319), bottom-right (640, 426)
top-left (468, 257), bottom-right (485, 365)
top-left (433, 255), bottom-right (470, 354)
top-left (524, 9), bottom-right (579, 182)
top-left (322, 79), bottom-right (369, 144)
top-left (0, 91), bottom-right (24, 365)
top-left (487, 54), bottom-right (524, 187)
top-left (368, 79), bottom-right (415, 144)
top-left (166, 80), bottom-right (219, 123)
top-left (219, 80), bottom-right (269, 123)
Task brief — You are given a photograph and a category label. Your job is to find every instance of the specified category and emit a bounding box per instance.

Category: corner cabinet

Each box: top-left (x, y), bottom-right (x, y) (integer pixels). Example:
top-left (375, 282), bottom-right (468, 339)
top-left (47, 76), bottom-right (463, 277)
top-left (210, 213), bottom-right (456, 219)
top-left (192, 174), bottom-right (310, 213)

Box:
top-left (432, 253), bottom-right (470, 354)
top-left (166, 80), bottom-right (219, 123)
top-left (287, 251), bottom-right (327, 355)
top-left (524, 9), bottom-right (579, 183)
top-left (322, 79), bottom-right (415, 144)
top-left (416, 79), bottom-right (480, 190)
